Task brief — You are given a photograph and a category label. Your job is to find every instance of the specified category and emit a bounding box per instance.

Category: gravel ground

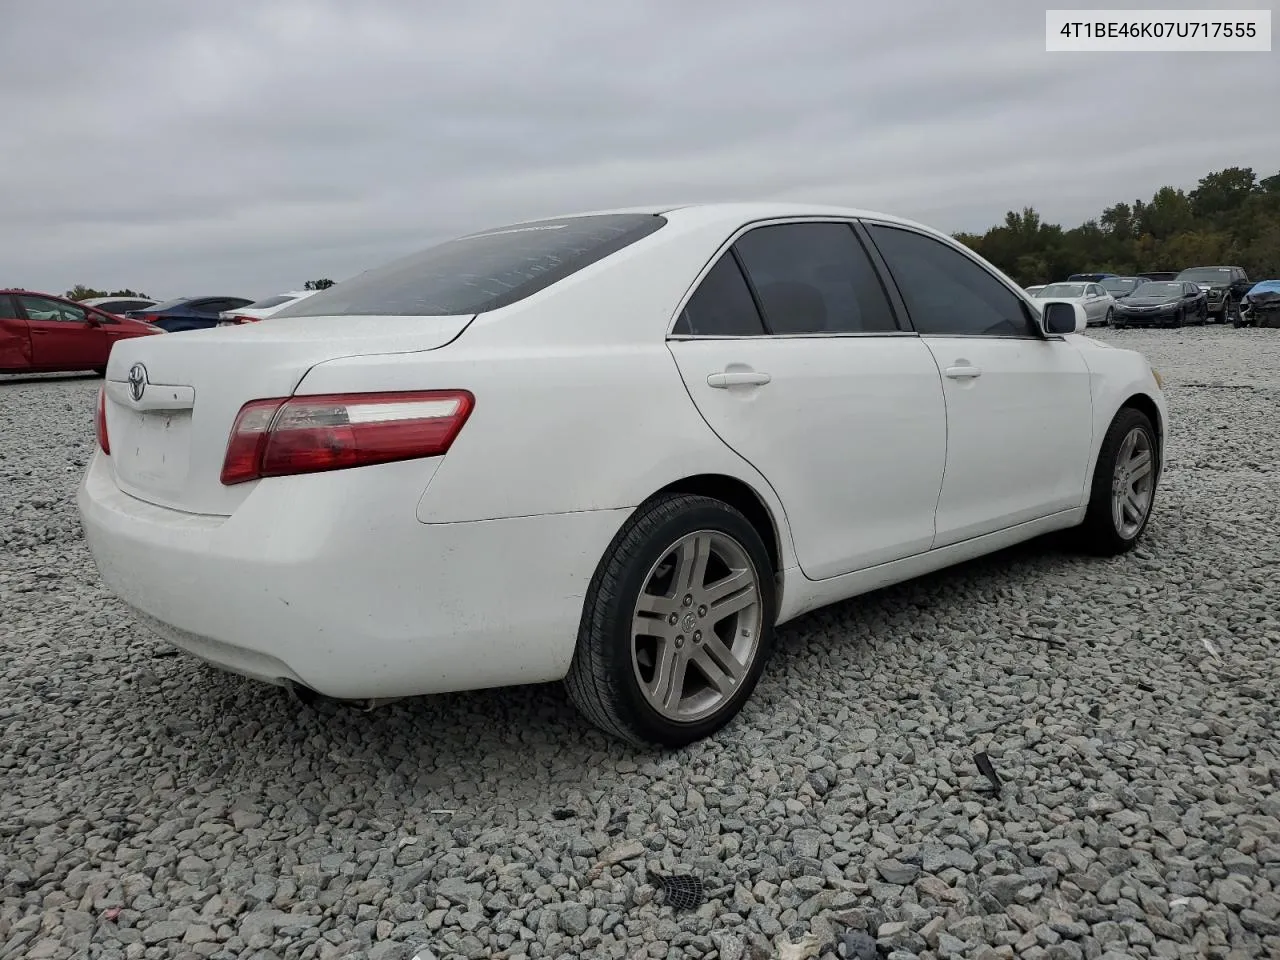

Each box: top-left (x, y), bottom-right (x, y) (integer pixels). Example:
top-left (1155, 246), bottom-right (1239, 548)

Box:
top-left (2, 326), bottom-right (1278, 960)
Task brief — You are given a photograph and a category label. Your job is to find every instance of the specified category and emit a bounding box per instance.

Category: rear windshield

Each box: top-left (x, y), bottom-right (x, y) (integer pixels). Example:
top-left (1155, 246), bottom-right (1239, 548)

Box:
top-left (1177, 267), bottom-right (1232, 282)
top-left (1101, 278), bottom-right (1141, 294)
top-left (246, 294), bottom-right (300, 310)
top-left (1038, 283), bottom-right (1086, 297)
top-left (145, 297), bottom-right (192, 312)
top-left (274, 213), bottom-right (667, 318)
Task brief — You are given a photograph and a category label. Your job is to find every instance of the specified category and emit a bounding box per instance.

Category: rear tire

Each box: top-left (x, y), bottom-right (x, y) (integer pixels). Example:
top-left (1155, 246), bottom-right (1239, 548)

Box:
top-left (93, 367), bottom-right (106, 377)
top-left (565, 493), bottom-right (776, 747)
top-left (1075, 408), bottom-right (1159, 557)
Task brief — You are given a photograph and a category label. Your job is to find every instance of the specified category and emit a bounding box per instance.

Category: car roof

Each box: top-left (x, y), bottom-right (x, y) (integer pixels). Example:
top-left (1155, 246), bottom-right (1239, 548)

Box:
top-left (483, 201), bottom-right (937, 235)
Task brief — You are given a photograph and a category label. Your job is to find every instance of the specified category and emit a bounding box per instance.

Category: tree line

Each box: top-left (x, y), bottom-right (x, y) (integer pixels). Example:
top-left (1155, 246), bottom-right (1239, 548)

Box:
top-left (952, 166), bottom-right (1280, 286)
top-left (57, 279), bottom-right (336, 302)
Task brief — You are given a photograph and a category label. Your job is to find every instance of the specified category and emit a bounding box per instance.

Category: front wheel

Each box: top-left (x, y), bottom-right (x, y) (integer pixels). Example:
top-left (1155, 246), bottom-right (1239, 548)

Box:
top-left (1103, 308), bottom-right (1113, 327)
top-left (1075, 408), bottom-right (1159, 556)
top-left (565, 493), bottom-right (776, 747)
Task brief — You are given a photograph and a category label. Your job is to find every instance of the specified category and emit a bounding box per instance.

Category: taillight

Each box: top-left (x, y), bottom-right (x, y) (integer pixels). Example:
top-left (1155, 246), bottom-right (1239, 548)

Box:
top-left (220, 390), bottom-right (474, 485)
top-left (96, 386), bottom-right (110, 455)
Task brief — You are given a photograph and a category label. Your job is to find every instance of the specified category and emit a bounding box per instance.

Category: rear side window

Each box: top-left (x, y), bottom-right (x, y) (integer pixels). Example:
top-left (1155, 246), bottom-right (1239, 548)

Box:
top-left (732, 222), bottom-right (898, 334)
top-left (276, 214), bottom-right (668, 318)
top-left (0, 296), bottom-right (18, 319)
top-left (672, 254), bottom-right (766, 336)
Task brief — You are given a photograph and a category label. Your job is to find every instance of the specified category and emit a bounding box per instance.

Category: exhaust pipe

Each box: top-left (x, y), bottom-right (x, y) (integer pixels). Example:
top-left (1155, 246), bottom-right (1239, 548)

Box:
top-left (285, 681), bottom-right (402, 712)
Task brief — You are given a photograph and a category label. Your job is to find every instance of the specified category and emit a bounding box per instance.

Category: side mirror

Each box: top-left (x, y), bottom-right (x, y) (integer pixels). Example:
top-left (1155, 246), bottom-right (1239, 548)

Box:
top-left (84, 314), bottom-right (102, 326)
top-left (1042, 301), bottom-right (1087, 335)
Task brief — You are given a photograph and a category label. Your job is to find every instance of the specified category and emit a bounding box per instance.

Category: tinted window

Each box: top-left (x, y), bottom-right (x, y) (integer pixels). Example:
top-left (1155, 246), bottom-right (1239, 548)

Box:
top-left (730, 222), bottom-right (897, 334)
top-left (672, 253), bottom-right (766, 336)
top-left (19, 296), bottom-right (86, 323)
top-left (0, 296), bottom-right (18, 320)
top-left (867, 225), bottom-right (1036, 337)
top-left (276, 214), bottom-right (667, 318)
top-left (1177, 267), bottom-right (1232, 282)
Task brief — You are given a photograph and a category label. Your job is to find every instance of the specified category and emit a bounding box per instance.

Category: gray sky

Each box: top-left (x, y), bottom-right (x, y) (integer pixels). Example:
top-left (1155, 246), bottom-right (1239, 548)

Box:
top-left (2, 0), bottom-right (1276, 300)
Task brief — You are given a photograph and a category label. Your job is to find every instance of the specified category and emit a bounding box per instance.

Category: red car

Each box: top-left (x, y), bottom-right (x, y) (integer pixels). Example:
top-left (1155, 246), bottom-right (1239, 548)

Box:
top-left (0, 289), bottom-right (163, 375)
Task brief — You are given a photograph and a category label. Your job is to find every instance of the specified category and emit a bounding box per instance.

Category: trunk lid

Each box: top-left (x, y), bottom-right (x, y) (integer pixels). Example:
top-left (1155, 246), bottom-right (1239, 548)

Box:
top-left (102, 314), bottom-right (474, 515)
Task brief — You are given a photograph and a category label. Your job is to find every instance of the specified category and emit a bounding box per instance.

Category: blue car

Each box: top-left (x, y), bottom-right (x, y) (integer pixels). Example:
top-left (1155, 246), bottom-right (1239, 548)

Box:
top-left (126, 295), bottom-right (255, 333)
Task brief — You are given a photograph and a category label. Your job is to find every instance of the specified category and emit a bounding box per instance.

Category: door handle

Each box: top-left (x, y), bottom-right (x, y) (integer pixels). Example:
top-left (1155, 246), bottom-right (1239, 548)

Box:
top-left (944, 364), bottom-right (982, 380)
top-left (707, 370), bottom-right (772, 388)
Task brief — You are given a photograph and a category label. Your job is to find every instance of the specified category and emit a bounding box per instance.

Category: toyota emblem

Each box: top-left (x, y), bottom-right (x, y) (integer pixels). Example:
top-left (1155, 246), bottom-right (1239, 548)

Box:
top-left (128, 363), bottom-right (148, 402)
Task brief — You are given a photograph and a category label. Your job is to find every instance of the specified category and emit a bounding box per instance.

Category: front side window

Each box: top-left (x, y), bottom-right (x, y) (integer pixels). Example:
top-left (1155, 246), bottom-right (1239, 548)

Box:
top-left (18, 296), bottom-right (86, 323)
top-left (730, 222), bottom-right (898, 334)
top-left (276, 213), bottom-right (668, 318)
top-left (672, 253), bottom-right (767, 337)
top-left (866, 225), bottom-right (1036, 337)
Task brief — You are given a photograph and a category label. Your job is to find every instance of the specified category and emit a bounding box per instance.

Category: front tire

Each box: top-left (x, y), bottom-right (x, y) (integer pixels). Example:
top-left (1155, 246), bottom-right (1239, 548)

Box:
top-left (565, 493), bottom-right (776, 747)
top-left (1075, 408), bottom-right (1159, 556)
top-left (1103, 308), bottom-right (1113, 327)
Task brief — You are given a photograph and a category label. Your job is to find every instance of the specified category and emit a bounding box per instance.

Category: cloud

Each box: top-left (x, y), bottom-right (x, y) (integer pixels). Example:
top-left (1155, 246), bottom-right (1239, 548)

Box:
top-left (2, 0), bottom-right (1276, 297)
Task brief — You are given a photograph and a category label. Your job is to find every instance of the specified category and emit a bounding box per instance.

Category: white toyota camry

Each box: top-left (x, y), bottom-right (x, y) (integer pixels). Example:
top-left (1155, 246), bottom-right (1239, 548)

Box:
top-left (78, 203), bottom-right (1167, 747)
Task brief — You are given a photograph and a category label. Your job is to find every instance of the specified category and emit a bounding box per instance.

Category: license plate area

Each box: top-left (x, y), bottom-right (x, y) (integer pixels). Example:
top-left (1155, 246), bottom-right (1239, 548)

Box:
top-left (114, 409), bottom-right (194, 498)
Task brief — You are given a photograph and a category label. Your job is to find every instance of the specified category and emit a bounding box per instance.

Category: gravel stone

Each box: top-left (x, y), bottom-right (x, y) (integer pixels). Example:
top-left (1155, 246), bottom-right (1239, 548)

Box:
top-left (2, 328), bottom-right (1279, 959)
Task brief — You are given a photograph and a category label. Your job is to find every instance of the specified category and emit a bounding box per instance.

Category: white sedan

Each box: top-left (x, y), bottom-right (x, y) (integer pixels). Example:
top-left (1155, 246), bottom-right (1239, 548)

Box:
top-left (1033, 282), bottom-right (1117, 327)
top-left (78, 203), bottom-right (1167, 747)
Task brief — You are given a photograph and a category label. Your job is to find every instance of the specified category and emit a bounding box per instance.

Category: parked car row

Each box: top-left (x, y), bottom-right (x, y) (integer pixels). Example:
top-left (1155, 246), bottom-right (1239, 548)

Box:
top-left (0, 289), bottom-right (162, 374)
top-left (0, 287), bottom-right (325, 374)
top-left (1025, 264), bottom-right (1269, 329)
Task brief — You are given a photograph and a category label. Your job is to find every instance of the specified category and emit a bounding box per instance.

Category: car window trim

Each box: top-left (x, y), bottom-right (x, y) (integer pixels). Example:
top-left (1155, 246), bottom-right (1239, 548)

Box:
top-left (857, 218), bottom-right (1052, 342)
top-left (665, 216), bottom-right (916, 340)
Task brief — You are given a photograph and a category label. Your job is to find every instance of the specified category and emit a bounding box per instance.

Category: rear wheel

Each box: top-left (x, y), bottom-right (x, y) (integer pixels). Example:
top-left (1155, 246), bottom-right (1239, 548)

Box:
top-left (565, 493), bottom-right (776, 747)
top-left (93, 367), bottom-right (106, 377)
top-left (1075, 408), bottom-right (1159, 556)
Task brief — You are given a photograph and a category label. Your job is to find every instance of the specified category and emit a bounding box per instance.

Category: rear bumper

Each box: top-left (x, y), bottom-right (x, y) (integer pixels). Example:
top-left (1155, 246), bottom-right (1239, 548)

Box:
top-left (77, 452), bottom-right (629, 699)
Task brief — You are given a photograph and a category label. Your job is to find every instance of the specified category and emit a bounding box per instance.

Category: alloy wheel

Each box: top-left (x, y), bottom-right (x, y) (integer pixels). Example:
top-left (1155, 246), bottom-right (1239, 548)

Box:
top-left (1111, 427), bottom-right (1155, 539)
top-left (630, 530), bottom-right (763, 723)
